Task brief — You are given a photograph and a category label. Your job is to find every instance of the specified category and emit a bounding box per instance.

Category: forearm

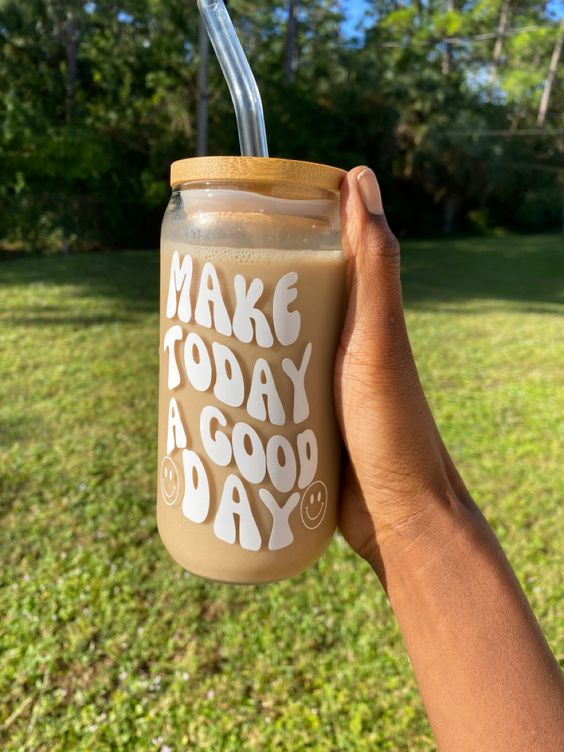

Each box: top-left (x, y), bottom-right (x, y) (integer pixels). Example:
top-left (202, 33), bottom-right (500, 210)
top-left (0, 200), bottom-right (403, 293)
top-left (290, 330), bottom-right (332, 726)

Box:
top-left (336, 167), bottom-right (563, 749)
top-left (374, 491), bottom-right (564, 752)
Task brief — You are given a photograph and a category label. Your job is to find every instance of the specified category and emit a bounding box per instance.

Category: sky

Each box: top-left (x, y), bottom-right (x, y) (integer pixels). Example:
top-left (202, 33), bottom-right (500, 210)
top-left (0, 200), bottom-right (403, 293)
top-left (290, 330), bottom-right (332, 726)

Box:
top-left (341, 0), bottom-right (564, 39)
top-left (342, 0), bottom-right (369, 38)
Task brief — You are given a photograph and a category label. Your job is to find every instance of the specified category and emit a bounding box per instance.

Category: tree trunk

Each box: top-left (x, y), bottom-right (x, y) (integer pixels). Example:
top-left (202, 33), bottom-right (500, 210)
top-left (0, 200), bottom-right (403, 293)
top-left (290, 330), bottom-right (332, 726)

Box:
top-left (558, 137), bottom-right (564, 235)
top-left (489, 0), bottom-right (511, 98)
top-left (442, 194), bottom-right (459, 234)
top-left (196, 15), bottom-right (209, 156)
top-left (283, 0), bottom-right (298, 86)
top-left (63, 11), bottom-right (78, 124)
top-left (537, 19), bottom-right (563, 128)
top-left (442, 0), bottom-right (455, 76)
top-left (48, 2), bottom-right (79, 123)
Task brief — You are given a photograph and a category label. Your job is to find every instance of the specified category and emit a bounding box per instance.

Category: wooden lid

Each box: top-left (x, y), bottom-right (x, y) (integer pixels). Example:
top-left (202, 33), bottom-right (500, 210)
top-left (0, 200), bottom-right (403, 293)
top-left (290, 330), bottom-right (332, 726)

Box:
top-left (170, 156), bottom-right (346, 193)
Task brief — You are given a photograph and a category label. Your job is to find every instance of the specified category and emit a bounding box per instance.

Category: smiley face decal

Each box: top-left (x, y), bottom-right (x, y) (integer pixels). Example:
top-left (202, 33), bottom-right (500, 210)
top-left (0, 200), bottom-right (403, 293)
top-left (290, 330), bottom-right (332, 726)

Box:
top-left (300, 480), bottom-right (328, 530)
top-left (160, 456), bottom-right (181, 506)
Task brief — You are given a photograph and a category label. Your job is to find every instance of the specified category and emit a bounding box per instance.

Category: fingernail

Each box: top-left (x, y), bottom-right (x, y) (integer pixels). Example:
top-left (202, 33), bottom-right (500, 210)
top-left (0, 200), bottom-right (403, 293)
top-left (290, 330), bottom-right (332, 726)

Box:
top-left (357, 168), bottom-right (383, 215)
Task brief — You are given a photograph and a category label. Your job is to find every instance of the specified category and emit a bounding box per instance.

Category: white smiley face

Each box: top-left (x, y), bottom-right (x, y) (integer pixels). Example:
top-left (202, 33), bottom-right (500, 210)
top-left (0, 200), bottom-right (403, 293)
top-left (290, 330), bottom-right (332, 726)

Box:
top-left (300, 481), bottom-right (328, 530)
top-left (160, 456), bottom-right (180, 506)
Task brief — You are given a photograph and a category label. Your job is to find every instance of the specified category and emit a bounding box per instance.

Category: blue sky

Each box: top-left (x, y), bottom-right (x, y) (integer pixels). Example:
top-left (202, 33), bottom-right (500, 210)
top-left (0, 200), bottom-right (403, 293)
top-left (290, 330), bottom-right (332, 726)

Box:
top-left (342, 0), bottom-right (564, 38)
top-left (342, 0), bottom-right (369, 38)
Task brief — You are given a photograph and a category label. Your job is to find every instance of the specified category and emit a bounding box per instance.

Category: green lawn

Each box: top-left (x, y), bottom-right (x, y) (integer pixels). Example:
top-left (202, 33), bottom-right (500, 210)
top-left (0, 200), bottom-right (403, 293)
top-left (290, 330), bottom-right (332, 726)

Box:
top-left (1, 236), bottom-right (562, 751)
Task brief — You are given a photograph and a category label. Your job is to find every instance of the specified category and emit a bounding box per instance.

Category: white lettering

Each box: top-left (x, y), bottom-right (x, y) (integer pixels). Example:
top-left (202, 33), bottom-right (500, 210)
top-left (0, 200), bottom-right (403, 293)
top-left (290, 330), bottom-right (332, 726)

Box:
top-left (273, 272), bottom-right (300, 345)
top-left (232, 422), bottom-right (266, 484)
top-left (181, 449), bottom-right (210, 523)
top-left (167, 397), bottom-right (187, 454)
top-left (212, 342), bottom-right (245, 407)
top-left (213, 474), bottom-right (262, 551)
top-left (200, 406), bottom-right (232, 467)
top-left (247, 358), bottom-right (285, 426)
top-left (232, 274), bottom-right (274, 347)
top-left (258, 490), bottom-right (300, 551)
top-left (194, 261), bottom-right (232, 336)
top-left (296, 429), bottom-right (318, 489)
top-left (282, 342), bottom-right (312, 424)
top-left (166, 251), bottom-right (193, 322)
top-left (266, 435), bottom-right (297, 493)
top-left (163, 325), bottom-right (183, 389)
top-left (184, 332), bottom-right (212, 392)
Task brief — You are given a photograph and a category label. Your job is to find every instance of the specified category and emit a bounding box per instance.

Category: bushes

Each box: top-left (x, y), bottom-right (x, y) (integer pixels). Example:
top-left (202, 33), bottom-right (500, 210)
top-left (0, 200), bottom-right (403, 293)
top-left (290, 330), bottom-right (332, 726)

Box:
top-left (0, 1), bottom-right (561, 252)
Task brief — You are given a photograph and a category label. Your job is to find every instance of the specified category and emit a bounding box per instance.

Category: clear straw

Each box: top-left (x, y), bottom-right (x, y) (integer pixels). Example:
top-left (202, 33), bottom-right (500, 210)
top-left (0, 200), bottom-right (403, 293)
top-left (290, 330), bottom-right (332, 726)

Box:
top-left (197, 0), bottom-right (269, 157)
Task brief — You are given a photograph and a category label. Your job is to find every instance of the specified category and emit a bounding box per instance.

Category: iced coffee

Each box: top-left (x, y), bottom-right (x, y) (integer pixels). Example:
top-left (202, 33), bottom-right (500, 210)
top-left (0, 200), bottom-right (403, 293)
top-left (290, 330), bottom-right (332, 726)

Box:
top-left (157, 157), bottom-right (346, 583)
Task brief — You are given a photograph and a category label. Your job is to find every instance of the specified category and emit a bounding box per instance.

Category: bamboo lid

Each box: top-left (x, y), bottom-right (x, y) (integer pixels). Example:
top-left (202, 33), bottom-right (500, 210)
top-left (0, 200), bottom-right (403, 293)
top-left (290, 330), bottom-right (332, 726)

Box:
top-left (170, 156), bottom-right (346, 193)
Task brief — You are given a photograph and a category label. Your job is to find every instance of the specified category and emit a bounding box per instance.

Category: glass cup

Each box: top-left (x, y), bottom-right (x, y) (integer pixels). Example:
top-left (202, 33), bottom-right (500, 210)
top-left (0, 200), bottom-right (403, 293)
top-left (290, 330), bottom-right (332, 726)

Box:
top-left (157, 157), bottom-right (346, 583)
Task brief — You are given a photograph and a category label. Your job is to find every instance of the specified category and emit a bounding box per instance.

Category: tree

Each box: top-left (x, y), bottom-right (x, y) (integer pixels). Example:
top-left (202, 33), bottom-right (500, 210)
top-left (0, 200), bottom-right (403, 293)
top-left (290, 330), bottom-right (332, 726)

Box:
top-left (284, 0), bottom-right (299, 85)
top-left (442, 0), bottom-right (455, 76)
top-left (537, 19), bottom-right (563, 127)
top-left (0, 0), bottom-right (561, 250)
top-left (489, 0), bottom-right (511, 97)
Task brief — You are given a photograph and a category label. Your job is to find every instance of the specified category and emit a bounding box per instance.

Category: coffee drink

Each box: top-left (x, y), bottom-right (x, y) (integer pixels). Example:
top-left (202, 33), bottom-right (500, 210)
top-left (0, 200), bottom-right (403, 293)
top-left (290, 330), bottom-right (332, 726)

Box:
top-left (157, 158), bottom-right (346, 583)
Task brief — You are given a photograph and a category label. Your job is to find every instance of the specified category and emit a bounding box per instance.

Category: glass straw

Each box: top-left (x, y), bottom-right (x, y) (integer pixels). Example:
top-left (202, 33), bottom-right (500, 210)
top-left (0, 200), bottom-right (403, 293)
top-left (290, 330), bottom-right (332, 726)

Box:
top-left (197, 0), bottom-right (269, 157)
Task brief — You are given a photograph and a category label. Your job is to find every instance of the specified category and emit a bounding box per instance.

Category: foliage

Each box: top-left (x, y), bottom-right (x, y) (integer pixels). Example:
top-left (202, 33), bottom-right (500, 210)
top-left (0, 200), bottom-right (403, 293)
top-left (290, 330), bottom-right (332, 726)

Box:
top-left (0, 1), bottom-right (562, 251)
top-left (1, 238), bottom-right (563, 749)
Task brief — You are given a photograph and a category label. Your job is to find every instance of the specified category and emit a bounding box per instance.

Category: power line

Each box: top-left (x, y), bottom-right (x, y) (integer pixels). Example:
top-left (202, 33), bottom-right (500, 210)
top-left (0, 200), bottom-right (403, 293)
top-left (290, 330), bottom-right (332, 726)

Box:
top-left (506, 161), bottom-right (564, 174)
top-left (380, 25), bottom-right (550, 49)
top-left (438, 128), bottom-right (564, 136)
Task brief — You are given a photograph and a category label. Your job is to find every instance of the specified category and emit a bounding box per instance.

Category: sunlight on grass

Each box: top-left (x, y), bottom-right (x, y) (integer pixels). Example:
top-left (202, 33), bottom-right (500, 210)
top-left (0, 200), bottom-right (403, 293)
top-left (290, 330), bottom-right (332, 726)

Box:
top-left (1, 237), bottom-right (562, 750)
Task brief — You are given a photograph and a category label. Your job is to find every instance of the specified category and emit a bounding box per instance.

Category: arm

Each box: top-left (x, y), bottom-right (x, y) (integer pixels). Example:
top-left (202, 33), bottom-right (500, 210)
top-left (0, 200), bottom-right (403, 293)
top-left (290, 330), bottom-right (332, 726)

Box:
top-left (336, 166), bottom-right (564, 752)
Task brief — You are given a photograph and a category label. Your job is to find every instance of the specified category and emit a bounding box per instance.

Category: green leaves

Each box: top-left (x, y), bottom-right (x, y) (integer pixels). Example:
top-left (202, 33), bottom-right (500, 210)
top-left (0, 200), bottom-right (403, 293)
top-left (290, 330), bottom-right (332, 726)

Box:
top-left (0, 0), bottom-right (561, 251)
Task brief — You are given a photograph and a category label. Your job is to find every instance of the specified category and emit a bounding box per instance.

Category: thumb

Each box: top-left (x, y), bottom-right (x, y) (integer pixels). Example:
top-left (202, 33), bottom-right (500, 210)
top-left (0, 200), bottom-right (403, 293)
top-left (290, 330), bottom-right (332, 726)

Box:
top-left (339, 166), bottom-right (411, 372)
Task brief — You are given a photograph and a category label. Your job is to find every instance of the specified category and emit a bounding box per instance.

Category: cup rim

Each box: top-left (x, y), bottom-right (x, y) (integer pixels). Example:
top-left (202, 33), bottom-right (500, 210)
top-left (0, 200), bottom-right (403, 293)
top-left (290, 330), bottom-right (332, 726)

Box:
top-left (170, 156), bottom-right (346, 193)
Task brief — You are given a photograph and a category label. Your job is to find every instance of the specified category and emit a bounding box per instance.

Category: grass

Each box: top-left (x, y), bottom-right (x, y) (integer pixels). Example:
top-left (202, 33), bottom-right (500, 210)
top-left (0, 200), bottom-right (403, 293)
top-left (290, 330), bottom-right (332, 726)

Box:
top-left (1, 235), bottom-right (563, 751)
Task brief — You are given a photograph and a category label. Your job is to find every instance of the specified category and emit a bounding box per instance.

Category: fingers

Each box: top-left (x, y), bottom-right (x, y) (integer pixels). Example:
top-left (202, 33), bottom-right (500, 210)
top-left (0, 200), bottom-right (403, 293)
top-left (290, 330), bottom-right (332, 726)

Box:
top-left (336, 169), bottom-right (460, 540)
top-left (339, 166), bottom-right (411, 373)
top-left (341, 166), bottom-right (399, 264)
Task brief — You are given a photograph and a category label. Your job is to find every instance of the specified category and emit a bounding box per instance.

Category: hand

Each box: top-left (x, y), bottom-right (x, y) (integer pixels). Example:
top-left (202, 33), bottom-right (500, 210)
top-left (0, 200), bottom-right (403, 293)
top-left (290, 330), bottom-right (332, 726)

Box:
top-left (335, 167), bottom-right (471, 571)
top-left (334, 169), bottom-right (564, 750)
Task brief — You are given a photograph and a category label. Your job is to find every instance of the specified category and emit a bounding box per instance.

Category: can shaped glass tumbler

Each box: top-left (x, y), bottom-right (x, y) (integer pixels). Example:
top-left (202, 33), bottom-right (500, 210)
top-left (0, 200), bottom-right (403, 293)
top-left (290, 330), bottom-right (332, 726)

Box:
top-left (157, 157), bottom-right (346, 584)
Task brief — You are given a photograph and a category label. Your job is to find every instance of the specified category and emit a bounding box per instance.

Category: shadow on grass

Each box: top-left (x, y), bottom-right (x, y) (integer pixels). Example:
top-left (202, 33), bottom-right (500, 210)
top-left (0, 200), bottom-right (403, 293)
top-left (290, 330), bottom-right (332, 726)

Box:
top-left (0, 412), bottom-right (49, 516)
top-left (0, 250), bottom-right (160, 314)
top-left (5, 315), bottom-right (134, 327)
top-left (400, 235), bottom-right (564, 313)
top-left (1, 237), bottom-right (562, 316)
